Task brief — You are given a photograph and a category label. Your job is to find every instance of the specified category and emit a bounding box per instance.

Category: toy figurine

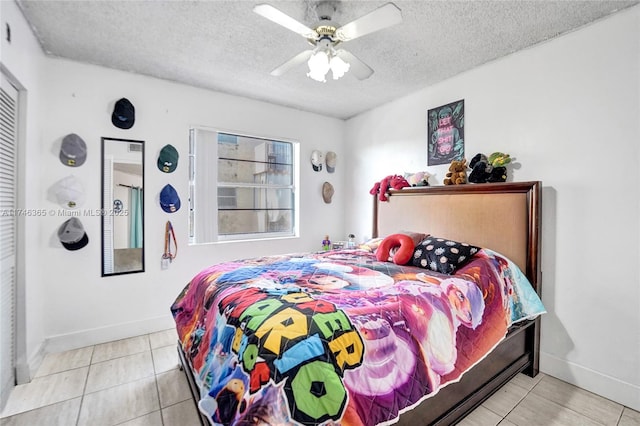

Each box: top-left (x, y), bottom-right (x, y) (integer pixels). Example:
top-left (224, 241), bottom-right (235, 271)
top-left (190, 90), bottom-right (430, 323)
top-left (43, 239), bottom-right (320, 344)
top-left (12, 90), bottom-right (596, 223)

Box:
top-left (322, 235), bottom-right (331, 251)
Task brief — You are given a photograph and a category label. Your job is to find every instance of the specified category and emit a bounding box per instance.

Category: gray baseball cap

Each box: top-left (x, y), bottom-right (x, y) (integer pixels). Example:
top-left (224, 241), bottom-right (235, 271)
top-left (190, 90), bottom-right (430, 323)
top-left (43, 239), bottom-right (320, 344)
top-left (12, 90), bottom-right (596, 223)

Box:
top-left (326, 151), bottom-right (337, 173)
top-left (58, 217), bottom-right (89, 250)
top-left (60, 133), bottom-right (87, 167)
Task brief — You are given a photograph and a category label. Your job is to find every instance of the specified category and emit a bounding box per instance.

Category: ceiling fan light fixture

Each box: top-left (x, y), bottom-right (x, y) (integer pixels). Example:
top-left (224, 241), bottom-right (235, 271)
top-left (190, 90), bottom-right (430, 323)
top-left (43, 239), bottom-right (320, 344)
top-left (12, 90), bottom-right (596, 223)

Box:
top-left (307, 47), bottom-right (350, 82)
top-left (255, 2), bottom-right (402, 82)
top-left (307, 50), bottom-right (331, 82)
top-left (330, 55), bottom-right (350, 80)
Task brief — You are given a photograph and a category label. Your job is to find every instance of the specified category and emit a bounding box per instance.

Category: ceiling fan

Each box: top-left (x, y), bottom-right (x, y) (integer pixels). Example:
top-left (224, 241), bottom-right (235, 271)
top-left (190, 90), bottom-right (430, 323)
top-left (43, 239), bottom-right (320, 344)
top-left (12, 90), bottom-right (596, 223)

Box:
top-left (253, 1), bottom-right (402, 82)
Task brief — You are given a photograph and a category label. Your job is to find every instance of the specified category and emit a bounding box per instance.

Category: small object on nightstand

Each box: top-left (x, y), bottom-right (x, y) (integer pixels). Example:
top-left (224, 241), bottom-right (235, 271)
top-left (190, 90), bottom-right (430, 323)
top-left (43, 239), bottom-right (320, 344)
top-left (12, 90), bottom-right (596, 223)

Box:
top-left (347, 234), bottom-right (356, 248)
top-left (322, 235), bottom-right (331, 251)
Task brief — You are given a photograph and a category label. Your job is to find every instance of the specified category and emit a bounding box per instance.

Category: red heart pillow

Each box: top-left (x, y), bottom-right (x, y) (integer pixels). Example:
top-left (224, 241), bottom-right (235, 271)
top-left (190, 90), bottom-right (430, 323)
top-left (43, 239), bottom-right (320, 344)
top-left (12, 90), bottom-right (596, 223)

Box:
top-left (376, 233), bottom-right (416, 265)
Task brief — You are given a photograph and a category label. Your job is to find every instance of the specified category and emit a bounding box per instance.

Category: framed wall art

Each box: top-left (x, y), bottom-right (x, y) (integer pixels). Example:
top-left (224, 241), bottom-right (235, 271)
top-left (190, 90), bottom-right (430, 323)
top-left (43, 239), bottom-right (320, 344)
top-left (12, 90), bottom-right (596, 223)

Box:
top-left (427, 99), bottom-right (464, 165)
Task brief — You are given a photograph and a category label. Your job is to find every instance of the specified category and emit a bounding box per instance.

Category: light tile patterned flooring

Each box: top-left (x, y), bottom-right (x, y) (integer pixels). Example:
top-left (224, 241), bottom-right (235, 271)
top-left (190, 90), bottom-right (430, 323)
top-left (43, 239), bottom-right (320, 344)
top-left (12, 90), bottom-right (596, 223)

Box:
top-left (1, 329), bottom-right (638, 426)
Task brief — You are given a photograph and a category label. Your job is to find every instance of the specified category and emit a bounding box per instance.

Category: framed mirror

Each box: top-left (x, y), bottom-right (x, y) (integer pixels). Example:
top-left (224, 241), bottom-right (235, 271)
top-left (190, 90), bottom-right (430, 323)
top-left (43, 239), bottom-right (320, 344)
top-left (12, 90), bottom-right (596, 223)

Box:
top-left (101, 137), bottom-right (145, 276)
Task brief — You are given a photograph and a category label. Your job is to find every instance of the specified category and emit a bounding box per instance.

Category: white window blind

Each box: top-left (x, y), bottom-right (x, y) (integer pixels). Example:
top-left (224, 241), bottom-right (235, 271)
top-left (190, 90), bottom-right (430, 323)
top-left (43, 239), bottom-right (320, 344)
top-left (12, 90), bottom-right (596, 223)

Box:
top-left (102, 156), bottom-right (114, 275)
top-left (0, 73), bottom-right (18, 410)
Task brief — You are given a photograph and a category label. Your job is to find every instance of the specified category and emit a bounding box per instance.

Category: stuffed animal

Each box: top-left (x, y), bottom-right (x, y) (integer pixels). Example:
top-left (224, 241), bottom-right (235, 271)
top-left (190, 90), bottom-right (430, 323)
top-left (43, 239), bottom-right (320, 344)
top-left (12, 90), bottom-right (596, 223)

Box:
top-left (488, 152), bottom-right (511, 167)
top-left (405, 171), bottom-right (431, 187)
top-left (469, 153), bottom-right (491, 183)
top-left (487, 166), bottom-right (507, 182)
top-left (443, 159), bottom-right (468, 185)
top-left (370, 174), bottom-right (411, 201)
top-left (468, 152), bottom-right (511, 183)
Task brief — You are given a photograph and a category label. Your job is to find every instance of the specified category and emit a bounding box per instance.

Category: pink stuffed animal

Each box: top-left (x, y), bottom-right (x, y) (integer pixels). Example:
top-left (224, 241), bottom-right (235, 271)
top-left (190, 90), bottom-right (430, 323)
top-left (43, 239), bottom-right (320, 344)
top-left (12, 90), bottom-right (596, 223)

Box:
top-left (369, 175), bottom-right (411, 201)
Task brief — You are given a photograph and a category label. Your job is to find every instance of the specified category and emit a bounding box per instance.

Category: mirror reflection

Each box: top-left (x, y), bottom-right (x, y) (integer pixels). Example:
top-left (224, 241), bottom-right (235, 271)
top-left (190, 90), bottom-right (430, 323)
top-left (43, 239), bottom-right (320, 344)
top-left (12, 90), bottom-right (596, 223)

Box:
top-left (101, 137), bottom-right (144, 276)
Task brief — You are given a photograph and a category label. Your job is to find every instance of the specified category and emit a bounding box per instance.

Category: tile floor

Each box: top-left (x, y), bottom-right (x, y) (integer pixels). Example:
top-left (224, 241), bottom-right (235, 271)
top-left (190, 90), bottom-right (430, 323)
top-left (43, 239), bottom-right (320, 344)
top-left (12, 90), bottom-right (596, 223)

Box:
top-left (1, 329), bottom-right (638, 426)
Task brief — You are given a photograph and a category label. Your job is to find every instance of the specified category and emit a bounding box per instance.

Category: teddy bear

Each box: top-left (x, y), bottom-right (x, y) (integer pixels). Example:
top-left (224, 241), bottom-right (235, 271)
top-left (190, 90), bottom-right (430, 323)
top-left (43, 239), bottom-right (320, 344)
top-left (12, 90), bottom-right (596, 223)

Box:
top-left (443, 159), bottom-right (468, 185)
top-left (370, 174), bottom-right (411, 201)
top-left (468, 152), bottom-right (511, 183)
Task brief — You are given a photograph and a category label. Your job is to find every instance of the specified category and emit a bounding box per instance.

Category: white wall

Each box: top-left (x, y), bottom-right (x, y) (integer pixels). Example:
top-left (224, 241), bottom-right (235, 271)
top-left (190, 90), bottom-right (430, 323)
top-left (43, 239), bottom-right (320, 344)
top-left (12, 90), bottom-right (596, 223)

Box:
top-left (35, 58), bottom-right (345, 352)
top-left (2, 0), bottom-right (346, 374)
top-left (345, 6), bottom-right (640, 410)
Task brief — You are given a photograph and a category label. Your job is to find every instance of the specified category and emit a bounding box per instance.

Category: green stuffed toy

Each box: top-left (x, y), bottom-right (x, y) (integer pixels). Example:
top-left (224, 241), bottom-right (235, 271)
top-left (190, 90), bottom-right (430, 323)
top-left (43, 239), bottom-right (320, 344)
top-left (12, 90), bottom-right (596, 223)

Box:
top-left (488, 152), bottom-right (511, 167)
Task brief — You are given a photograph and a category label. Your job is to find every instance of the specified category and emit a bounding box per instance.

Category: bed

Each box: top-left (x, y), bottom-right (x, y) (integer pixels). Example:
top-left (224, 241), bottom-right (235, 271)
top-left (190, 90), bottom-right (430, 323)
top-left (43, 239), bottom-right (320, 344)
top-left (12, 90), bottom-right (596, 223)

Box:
top-left (172, 181), bottom-right (543, 426)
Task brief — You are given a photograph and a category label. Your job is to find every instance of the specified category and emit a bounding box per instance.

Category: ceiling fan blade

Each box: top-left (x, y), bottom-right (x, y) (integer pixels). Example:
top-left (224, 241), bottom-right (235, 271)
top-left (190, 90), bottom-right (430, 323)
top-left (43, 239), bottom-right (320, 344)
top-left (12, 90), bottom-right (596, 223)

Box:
top-left (254, 4), bottom-right (318, 39)
top-left (270, 50), bottom-right (314, 76)
top-left (336, 50), bottom-right (373, 80)
top-left (335, 3), bottom-right (402, 42)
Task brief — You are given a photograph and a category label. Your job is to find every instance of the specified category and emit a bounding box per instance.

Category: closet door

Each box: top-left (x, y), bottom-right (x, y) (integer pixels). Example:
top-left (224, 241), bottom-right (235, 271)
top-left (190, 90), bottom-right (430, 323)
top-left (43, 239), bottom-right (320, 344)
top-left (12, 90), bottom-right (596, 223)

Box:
top-left (0, 73), bottom-right (18, 410)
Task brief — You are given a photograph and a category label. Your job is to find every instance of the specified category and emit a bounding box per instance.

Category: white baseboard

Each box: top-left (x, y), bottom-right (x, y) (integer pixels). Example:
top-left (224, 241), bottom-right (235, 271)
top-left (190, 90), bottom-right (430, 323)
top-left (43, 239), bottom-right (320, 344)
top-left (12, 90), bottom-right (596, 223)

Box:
top-left (20, 343), bottom-right (43, 383)
top-left (540, 351), bottom-right (640, 411)
top-left (43, 315), bottom-right (175, 355)
top-left (1, 341), bottom-right (41, 408)
top-left (14, 341), bottom-right (44, 385)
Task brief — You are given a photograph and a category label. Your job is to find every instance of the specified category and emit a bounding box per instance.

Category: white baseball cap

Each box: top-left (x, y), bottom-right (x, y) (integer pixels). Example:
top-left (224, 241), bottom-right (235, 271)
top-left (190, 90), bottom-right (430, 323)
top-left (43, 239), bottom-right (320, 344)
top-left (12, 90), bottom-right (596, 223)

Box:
top-left (311, 150), bottom-right (324, 172)
top-left (54, 175), bottom-right (85, 209)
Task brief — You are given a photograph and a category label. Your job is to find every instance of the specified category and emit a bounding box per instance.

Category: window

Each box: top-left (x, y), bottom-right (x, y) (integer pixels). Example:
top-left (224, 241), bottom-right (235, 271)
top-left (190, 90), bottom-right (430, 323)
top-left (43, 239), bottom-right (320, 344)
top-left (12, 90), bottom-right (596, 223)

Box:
top-left (189, 128), bottom-right (298, 243)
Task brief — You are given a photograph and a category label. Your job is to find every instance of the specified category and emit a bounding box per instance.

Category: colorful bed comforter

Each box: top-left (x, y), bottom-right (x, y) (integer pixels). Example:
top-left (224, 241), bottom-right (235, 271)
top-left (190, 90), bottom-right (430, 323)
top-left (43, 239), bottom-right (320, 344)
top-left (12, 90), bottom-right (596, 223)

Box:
top-left (171, 248), bottom-right (545, 426)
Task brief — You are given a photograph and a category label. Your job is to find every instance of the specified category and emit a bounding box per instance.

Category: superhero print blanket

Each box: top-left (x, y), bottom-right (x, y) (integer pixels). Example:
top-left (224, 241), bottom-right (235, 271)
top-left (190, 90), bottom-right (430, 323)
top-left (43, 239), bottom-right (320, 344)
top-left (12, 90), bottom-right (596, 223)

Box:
top-left (171, 248), bottom-right (545, 426)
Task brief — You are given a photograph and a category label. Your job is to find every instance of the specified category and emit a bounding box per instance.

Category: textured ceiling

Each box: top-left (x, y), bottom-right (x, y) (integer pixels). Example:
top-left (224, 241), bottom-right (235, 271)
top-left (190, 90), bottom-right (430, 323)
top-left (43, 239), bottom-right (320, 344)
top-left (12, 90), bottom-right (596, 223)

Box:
top-left (17, 0), bottom-right (638, 119)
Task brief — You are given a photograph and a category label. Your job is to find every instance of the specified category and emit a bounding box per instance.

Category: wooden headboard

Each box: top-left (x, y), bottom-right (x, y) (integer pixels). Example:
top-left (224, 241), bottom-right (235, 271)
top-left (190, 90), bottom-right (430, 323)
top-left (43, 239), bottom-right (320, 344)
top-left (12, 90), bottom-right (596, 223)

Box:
top-left (373, 181), bottom-right (541, 293)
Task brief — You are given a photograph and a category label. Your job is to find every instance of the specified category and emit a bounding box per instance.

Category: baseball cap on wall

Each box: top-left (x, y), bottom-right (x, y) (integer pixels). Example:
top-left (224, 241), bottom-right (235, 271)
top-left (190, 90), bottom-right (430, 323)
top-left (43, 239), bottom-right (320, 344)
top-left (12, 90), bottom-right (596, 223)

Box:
top-left (157, 144), bottom-right (179, 173)
top-left (53, 175), bottom-right (85, 209)
top-left (58, 217), bottom-right (89, 250)
top-left (322, 182), bottom-right (334, 203)
top-left (326, 151), bottom-right (337, 173)
top-left (111, 98), bottom-right (135, 129)
top-left (59, 133), bottom-right (87, 167)
top-left (160, 184), bottom-right (181, 213)
top-left (311, 150), bottom-right (324, 172)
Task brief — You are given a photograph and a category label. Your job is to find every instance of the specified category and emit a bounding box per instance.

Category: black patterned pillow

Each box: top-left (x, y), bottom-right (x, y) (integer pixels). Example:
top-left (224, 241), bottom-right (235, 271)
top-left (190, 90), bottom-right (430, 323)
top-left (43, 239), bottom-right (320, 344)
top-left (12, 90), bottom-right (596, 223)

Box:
top-left (412, 236), bottom-right (480, 274)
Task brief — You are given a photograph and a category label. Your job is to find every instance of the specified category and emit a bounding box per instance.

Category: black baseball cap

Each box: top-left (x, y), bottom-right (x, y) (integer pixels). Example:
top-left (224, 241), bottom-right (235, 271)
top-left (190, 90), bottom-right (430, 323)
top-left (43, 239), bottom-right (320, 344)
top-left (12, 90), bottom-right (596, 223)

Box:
top-left (111, 98), bottom-right (135, 129)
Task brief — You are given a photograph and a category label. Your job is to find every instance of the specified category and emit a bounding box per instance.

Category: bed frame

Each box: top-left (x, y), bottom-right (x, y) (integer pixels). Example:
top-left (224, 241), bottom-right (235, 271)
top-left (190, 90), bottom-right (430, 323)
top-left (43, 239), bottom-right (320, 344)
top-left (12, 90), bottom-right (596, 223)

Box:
top-left (178, 180), bottom-right (542, 426)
